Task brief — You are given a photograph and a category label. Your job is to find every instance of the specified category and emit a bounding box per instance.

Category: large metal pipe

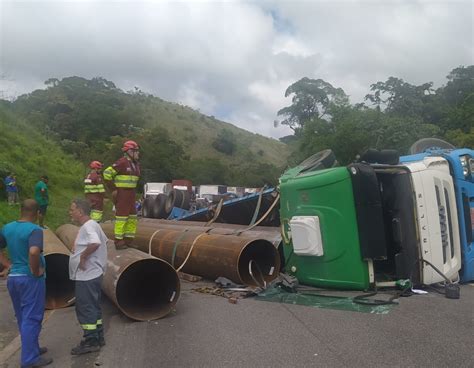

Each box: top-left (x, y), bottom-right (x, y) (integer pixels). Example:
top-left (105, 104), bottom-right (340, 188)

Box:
top-left (101, 222), bottom-right (281, 286)
top-left (138, 219), bottom-right (282, 248)
top-left (43, 229), bottom-right (75, 310)
top-left (56, 224), bottom-right (180, 321)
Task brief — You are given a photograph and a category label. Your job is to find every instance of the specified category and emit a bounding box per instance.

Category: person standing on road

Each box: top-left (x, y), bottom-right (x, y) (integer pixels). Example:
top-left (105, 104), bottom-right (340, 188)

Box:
top-left (103, 140), bottom-right (141, 250)
top-left (34, 176), bottom-right (49, 228)
top-left (4, 173), bottom-right (19, 205)
top-left (69, 198), bottom-right (108, 355)
top-left (84, 161), bottom-right (106, 222)
top-left (0, 199), bottom-right (52, 368)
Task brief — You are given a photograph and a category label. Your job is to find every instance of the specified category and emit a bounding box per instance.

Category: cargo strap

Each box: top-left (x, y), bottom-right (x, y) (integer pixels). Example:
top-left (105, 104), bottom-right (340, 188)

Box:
top-left (175, 229), bottom-right (213, 273)
top-left (148, 229), bottom-right (163, 255)
top-left (280, 218), bottom-right (290, 244)
top-left (248, 260), bottom-right (266, 289)
top-left (205, 198), bottom-right (224, 226)
top-left (229, 192), bottom-right (280, 236)
top-left (249, 187), bottom-right (265, 226)
top-left (171, 229), bottom-right (190, 268)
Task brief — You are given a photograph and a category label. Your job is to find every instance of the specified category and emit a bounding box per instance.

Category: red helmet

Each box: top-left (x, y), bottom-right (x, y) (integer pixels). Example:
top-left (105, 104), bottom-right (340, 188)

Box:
top-left (122, 140), bottom-right (139, 152)
top-left (89, 161), bottom-right (103, 170)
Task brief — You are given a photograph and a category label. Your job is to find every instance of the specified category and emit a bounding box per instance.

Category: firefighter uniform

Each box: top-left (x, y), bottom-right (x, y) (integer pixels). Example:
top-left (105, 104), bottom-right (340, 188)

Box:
top-left (103, 156), bottom-right (140, 243)
top-left (84, 171), bottom-right (105, 222)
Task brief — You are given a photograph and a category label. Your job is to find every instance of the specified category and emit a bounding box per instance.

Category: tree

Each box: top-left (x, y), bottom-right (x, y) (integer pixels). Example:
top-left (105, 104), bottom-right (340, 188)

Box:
top-left (212, 129), bottom-right (236, 155)
top-left (365, 77), bottom-right (433, 117)
top-left (442, 65), bottom-right (474, 106)
top-left (277, 78), bottom-right (348, 132)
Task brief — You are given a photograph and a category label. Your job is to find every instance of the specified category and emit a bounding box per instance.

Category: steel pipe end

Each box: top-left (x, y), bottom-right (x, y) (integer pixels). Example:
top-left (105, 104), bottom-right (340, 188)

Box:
top-left (44, 253), bottom-right (75, 309)
top-left (115, 258), bottom-right (180, 321)
top-left (238, 240), bottom-right (281, 286)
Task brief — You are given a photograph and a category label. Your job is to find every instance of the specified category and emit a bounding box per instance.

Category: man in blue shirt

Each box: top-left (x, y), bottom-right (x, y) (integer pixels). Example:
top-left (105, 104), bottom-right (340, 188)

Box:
top-left (4, 173), bottom-right (19, 205)
top-left (0, 199), bottom-right (53, 368)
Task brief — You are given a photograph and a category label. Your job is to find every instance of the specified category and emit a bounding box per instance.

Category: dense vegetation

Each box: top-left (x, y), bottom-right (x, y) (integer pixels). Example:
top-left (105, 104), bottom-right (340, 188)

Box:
top-left (277, 65), bottom-right (474, 165)
top-left (0, 104), bottom-right (85, 229)
top-left (7, 77), bottom-right (288, 187)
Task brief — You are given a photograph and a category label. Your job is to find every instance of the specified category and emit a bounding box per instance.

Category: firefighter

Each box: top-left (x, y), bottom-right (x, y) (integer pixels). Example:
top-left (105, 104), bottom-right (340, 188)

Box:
top-left (84, 161), bottom-right (105, 222)
top-left (103, 140), bottom-right (140, 250)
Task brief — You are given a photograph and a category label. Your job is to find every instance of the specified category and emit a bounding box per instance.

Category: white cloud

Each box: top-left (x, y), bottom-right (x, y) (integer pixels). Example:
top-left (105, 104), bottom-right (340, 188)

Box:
top-left (0, 0), bottom-right (472, 138)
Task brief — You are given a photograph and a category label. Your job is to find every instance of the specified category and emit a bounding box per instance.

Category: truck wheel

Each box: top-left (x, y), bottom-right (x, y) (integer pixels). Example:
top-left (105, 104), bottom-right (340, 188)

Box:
top-left (142, 196), bottom-right (156, 218)
top-left (409, 138), bottom-right (455, 154)
top-left (298, 149), bottom-right (337, 173)
top-left (154, 194), bottom-right (168, 219)
top-left (359, 149), bottom-right (399, 165)
top-left (165, 189), bottom-right (183, 213)
top-left (165, 189), bottom-right (191, 211)
top-left (181, 190), bottom-right (191, 210)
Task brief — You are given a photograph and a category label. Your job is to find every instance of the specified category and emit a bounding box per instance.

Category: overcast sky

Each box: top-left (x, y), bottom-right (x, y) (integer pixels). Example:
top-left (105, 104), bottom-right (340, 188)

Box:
top-left (1, 0), bottom-right (472, 138)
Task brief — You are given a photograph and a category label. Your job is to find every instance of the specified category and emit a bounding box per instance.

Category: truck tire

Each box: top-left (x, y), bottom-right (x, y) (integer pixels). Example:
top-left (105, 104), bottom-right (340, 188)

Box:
top-left (359, 149), bottom-right (399, 165)
top-left (409, 138), bottom-right (455, 154)
top-left (165, 189), bottom-right (190, 212)
top-left (154, 194), bottom-right (168, 219)
top-left (298, 149), bottom-right (337, 173)
top-left (181, 190), bottom-right (191, 210)
top-left (165, 189), bottom-right (181, 214)
top-left (142, 195), bottom-right (157, 218)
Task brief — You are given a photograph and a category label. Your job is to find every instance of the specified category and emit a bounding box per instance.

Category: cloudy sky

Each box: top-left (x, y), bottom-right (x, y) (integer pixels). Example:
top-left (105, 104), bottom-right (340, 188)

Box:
top-left (0, 0), bottom-right (472, 138)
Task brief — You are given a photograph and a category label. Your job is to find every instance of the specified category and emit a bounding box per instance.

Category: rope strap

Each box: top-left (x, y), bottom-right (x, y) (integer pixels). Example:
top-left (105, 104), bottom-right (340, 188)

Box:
top-left (171, 229), bottom-right (190, 268)
top-left (205, 198), bottom-right (224, 226)
top-left (232, 193), bottom-right (280, 236)
top-left (148, 229), bottom-right (163, 255)
top-left (249, 187), bottom-right (265, 226)
top-left (175, 230), bottom-right (211, 272)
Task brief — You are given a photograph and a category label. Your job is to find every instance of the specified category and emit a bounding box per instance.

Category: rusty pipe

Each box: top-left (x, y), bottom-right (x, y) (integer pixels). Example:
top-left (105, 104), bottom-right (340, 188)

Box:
top-left (56, 224), bottom-right (180, 321)
top-left (43, 229), bottom-right (75, 310)
top-left (137, 219), bottom-right (282, 248)
top-left (101, 222), bottom-right (280, 286)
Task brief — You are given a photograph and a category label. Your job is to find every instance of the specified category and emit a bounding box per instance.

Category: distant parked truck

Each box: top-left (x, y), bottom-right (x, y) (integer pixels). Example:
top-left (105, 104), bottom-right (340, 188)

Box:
top-left (143, 182), bottom-right (171, 198)
top-left (279, 142), bottom-right (473, 291)
top-left (198, 185), bottom-right (227, 197)
top-left (226, 186), bottom-right (245, 197)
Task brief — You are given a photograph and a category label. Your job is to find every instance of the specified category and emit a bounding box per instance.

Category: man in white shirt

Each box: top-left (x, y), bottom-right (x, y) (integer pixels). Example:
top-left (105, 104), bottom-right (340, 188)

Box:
top-left (68, 198), bottom-right (108, 355)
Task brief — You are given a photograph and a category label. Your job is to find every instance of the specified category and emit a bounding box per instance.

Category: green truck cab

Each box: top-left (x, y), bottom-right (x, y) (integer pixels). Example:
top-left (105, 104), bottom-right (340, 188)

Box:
top-left (280, 154), bottom-right (422, 290)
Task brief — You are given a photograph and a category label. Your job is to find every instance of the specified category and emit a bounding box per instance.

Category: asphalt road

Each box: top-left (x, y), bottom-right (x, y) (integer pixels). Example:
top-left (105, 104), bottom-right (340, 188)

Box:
top-left (1, 279), bottom-right (473, 368)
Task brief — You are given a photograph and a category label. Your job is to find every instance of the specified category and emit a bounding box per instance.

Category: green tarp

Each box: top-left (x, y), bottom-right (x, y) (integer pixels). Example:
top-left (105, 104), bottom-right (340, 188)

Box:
top-left (256, 285), bottom-right (395, 314)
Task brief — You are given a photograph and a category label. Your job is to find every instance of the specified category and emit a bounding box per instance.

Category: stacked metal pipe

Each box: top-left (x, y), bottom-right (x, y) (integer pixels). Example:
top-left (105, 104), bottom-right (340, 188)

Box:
top-left (56, 224), bottom-right (180, 321)
top-left (43, 229), bottom-right (75, 310)
top-left (139, 218), bottom-right (283, 248)
top-left (101, 220), bottom-right (281, 286)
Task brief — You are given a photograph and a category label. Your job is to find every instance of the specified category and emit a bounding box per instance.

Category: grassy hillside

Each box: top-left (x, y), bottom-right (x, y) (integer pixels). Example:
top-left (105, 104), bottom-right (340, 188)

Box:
top-left (0, 104), bottom-right (85, 229)
top-left (136, 100), bottom-right (288, 167)
top-left (9, 77), bottom-right (290, 186)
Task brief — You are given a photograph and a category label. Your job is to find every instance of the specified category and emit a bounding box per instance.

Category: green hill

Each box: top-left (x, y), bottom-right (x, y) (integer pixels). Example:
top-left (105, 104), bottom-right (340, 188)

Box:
top-left (0, 104), bottom-right (85, 229)
top-left (9, 76), bottom-right (290, 187)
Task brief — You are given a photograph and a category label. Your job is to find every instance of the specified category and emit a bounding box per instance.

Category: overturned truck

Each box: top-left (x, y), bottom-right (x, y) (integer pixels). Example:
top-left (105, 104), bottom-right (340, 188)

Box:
top-left (280, 142), bottom-right (473, 290)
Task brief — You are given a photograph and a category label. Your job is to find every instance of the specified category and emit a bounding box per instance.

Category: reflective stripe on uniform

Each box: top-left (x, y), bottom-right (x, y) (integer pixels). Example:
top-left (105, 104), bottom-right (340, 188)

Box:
top-left (115, 216), bottom-right (128, 239)
top-left (96, 319), bottom-right (103, 325)
top-left (90, 210), bottom-right (103, 222)
top-left (114, 175), bottom-right (140, 188)
top-left (103, 166), bottom-right (117, 181)
top-left (84, 184), bottom-right (105, 193)
top-left (81, 324), bottom-right (97, 330)
top-left (123, 215), bottom-right (138, 239)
